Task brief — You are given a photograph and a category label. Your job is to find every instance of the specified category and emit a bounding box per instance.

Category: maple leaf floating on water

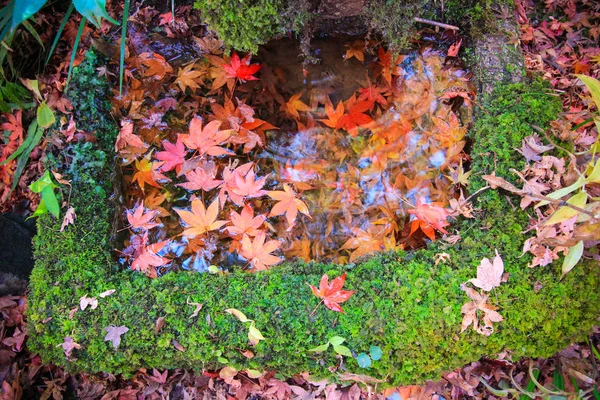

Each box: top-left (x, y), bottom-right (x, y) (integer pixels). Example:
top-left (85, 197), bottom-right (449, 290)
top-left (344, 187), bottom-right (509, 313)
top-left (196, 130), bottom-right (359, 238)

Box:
top-left (155, 135), bottom-right (187, 173)
top-left (240, 231), bottom-right (282, 271)
top-left (223, 52), bottom-right (261, 81)
top-left (308, 273), bottom-right (355, 314)
top-left (174, 198), bottom-right (227, 238)
top-left (468, 250), bottom-right (504, 292)
top-left (226, 204), bottom-right (266, 237)
top-left (127, 200), bottom-right (161, 231)
top-left (181, 117), bottom-right (233, 157)
top-left (407, 196), bottom-right (450, 241)
top-left (104, 325), bottom-right (129, 349)
top-left (268, 184), bottom-right (311, 230)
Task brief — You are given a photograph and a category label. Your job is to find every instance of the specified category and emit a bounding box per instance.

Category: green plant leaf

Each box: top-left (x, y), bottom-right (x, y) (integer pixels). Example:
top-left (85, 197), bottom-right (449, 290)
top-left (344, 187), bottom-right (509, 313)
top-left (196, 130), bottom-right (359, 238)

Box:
top-left (217, 356), bottom-right (228, 363)
top-left (36, 101), bottom-right (55, 128)
top-left (10, 120), bottom-right (43, 194)
top-left (333, 344), bottom-right (352, 357)
top-left (41, 185), bottom-right (59, 217)
top-left (308, 343), bottom-right (329, 353)
top-left (72, 0), bottom-right (117, 28)
top-left (119, 0), bottom-right (130, 95)
top-left (562, 241), bottom-right (583, 278)
top-left (328, 336), bottom-right (345, 346)
top-left (356, 353), bottom-right (371, 368)
top-left (21, 20), bottom-right (44, 48)
top-left (65, 17), bottom-right (86, 91)
top-left (29, 170), bottom-right (57, 193)
top-left (576, 74), bottom-right (600, 111)
top-left (46, 3), bottom-right (74, 64)
top-left (369, 345), bottom-right (382, 361)
top-left (544, 191), bottom-right (587, 225)
top-left (12, 0), bottom-right (47, 29)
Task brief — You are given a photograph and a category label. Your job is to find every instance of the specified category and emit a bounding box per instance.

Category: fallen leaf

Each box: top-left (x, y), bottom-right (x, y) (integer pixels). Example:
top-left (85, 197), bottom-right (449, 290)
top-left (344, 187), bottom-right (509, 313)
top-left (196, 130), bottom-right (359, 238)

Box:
top-left (79, 295), bottom-right (98, 311)
top-left (268, 184), bottom-right (311, 230)
top-left (59, 337), bottom-right (81, 359)
top-left (174, 198), bottom-right (227, 238)
top-left (187, 297), bottom-right (203, 319)
top-left (240, 231), bottom-right (282, 271)
top-left (104, 325), bottom-right (129, 349)
top-left (99, 289), bottom-right (116, 298)
top-left (308, 273), bottom-right (355, 313)
top-left (468, 250), bottom-right (504, 291)
top-left (60, 206), bottom-right (76, 232)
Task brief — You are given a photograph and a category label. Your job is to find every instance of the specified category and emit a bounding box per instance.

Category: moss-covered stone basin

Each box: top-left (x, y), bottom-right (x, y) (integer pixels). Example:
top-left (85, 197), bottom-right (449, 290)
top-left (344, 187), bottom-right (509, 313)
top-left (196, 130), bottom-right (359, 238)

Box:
top-left (27, 4), bottom-right (600, 386)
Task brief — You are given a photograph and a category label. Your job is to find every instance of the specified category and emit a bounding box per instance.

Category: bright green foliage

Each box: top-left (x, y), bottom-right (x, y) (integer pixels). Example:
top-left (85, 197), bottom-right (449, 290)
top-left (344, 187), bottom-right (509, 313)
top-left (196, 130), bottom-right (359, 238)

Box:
top-left (29, 170), bottom-right (60, 218)
top-left (27, 55), bottom-right (600, 386)
top-left (193, 0), bottom-right (284, 52)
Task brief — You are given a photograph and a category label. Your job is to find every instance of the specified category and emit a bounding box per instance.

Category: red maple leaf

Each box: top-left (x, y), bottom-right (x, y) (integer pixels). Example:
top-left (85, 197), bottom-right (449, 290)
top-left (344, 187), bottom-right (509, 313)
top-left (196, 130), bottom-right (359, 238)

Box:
top-left (407, 196), bottom-right (450, 241)
top-left (223, 52), bottom-right (261, 81)
top-left (131, 237), bottom-right (170, 279)
top-left (308, 272), bottom-right (355, 314)
top-left (127, 201), bottom-right (161, 231)
top-left (339, 95), bottom-right (374, 136)
top-left (155, 135), bottom-right (187, 172)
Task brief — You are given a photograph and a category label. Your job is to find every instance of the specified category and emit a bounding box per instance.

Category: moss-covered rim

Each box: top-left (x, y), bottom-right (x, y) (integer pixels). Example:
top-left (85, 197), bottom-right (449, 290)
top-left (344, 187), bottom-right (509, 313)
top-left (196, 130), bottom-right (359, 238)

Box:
top-left (27, 50), bottom-right (600, 386)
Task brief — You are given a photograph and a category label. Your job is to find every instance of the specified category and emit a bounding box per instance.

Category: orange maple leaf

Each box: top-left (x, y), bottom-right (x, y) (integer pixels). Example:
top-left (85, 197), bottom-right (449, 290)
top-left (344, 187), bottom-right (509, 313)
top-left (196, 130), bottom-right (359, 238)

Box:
top-left (138, 52), bottom-right (173, 80)
top-left (320, 100), bottom-right (345, 130)
top-left (181, 117), bottom-right (233, 157)
top-left (226, 204), bottom-right (266, 237)
top-left (240, 231), bottom-right (281, 271)
top-left (268, 184), bottom-right (311, 230)
top-left (132, 157), bottom-right (163, 190)
top-left (308, 272), bottom-right (355, 314)
top-left (339, 95), bottom-right (374, 136)
top-left (282, 93), bottom-right (311, 121)
top-left (175, 63), bottom-right (205, 92)
top-left (344, 40), bottom-right (366, 62)
top-left (174, 198), bottom-right (227, 238)
top-left (341, 227), bottom-right (387, 262)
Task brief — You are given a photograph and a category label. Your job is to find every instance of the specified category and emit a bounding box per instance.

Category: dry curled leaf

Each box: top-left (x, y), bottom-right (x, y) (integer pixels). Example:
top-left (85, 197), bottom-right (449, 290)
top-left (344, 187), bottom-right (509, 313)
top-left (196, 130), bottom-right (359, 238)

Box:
top-left (460, 285), bottom-right (503, 336)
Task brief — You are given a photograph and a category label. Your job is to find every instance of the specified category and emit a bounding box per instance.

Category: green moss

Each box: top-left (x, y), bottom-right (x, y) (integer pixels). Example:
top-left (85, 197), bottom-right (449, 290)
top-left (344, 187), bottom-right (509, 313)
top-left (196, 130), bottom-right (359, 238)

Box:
top-left (27, 53), bottom-right (600, 386)
top-left (193, 0), bottom-right (285, 52)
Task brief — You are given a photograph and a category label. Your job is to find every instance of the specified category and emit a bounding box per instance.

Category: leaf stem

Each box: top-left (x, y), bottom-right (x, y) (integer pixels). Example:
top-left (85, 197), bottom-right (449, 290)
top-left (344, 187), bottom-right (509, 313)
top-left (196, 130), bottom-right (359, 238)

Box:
top-left (309, 299), bottom-right (323, 317)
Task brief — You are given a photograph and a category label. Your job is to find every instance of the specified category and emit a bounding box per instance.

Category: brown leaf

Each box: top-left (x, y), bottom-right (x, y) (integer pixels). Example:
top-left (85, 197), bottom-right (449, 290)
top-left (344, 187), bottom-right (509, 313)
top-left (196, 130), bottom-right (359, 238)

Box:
top-left (155, 317), bottom-right (165, 334)
top-left (59, 336), bottom-right (81, 358)
top-left (60, 206), bottom-right (76, 232)
top-left (104, 325), bottom-right (129, 349)
top-left (468, 250), bottom-right (504, 291)
top-left (172, 339), bottom-right (185, 352)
